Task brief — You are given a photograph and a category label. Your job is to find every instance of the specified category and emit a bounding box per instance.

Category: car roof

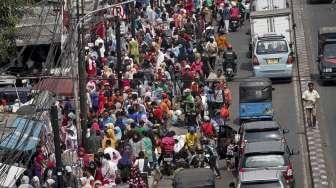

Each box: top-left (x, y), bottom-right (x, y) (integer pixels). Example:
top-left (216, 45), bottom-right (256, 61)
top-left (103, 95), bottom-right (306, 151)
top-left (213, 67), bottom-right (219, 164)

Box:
top-left (319, 27), bottom-right (336, 35)
top-left (239, 77), bottom-right (272, 87)
top-left (240, 170), bottom-right (281, 183)
top-left (257, 33), bottom-right (286, 41)
top-left (243, 121), bottom-right (280, 131)
top-left (244, 141), bottom-right (285, 154)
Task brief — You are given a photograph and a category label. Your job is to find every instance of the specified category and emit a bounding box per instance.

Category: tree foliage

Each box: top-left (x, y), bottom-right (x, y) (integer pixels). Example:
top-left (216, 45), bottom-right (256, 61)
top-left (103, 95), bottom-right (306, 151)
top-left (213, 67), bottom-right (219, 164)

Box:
top-left (0, 0), bottom-right (25, 63)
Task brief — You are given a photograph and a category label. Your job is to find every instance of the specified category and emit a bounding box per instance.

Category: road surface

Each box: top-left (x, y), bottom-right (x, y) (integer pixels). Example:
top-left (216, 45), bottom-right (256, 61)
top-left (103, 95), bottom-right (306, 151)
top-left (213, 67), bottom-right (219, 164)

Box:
top-left (229, 23), bottom-right (305, 188)
top-left (303, 1), bottom-right (336, 186)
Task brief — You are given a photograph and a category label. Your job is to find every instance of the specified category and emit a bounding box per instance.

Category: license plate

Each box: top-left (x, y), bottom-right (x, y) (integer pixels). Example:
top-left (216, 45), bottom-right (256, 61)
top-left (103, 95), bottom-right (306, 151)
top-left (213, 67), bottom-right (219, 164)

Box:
top-left (164, 158), bottom-right (173, 162)
top-left (267, 58), bottom-right (278, 64)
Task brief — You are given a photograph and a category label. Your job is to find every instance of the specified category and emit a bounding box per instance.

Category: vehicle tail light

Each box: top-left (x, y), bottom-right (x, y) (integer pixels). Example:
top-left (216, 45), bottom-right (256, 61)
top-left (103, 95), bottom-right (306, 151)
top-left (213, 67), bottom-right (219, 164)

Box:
top-left (284, 164), bottom-right (294, 183)
top-left (287, 54), bottom-right (294, 64)
top-left (239, 168), bottom-right (244, 173)
top-left (252, 55), bottom-right (259, 65)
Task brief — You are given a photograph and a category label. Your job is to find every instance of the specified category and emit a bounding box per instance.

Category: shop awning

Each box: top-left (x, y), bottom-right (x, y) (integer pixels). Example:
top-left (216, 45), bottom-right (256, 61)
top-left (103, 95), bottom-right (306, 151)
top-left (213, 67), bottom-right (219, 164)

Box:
top-left (0, 117), bottom-right (43, 151)
top-left (32, 77), bottom-right (74, 96)
top-left (0, 163), bottom-right (26, 188)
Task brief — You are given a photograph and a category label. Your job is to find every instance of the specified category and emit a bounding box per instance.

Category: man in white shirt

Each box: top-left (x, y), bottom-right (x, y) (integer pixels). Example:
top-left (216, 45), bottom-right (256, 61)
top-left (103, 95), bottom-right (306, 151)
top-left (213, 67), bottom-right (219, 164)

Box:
top-left (302, 82), bottom-right (320, 127)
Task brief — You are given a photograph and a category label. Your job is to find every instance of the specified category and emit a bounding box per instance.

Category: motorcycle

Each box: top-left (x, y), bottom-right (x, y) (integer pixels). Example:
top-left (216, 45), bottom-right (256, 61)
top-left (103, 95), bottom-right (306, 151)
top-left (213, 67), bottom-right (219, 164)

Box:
top-left (223, 60), bottom-right (236, 81)
top-left (161, 152), bottom-right (174, 176)
top-left (229, 17), bottom-right (240, 32)
top-left (189, 148), bottom-right (209, 168)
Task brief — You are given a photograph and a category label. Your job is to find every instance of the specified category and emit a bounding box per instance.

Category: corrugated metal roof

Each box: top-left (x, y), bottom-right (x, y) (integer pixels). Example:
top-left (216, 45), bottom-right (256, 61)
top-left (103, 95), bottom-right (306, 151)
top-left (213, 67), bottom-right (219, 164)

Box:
top-left (0, 117), bottom-right (43, 151)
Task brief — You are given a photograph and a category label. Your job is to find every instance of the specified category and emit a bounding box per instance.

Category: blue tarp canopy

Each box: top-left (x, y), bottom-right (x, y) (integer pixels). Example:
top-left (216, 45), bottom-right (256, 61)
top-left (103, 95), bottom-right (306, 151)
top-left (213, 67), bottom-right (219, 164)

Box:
top-left (0, 118), bottom-right (43, 151)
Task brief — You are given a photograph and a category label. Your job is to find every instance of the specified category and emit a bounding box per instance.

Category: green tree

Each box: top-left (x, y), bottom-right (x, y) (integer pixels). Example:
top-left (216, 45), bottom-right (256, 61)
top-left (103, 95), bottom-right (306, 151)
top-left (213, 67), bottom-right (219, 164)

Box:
top-left (0, 0), bottom-right (25, 63)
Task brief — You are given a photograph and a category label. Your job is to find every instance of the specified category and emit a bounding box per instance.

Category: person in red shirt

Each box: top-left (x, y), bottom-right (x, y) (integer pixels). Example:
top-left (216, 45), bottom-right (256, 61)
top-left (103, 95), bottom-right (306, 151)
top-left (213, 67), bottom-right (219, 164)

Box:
top-left (152, 101), bottom-right (164, 123)
top-left (201, 116), bottom-right (216, 138)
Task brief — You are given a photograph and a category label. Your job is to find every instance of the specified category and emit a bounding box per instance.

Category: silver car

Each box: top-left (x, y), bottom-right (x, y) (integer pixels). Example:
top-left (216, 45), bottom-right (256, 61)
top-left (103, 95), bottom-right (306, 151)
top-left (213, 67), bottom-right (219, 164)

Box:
top-left (252, 34), bottom-right (293, 79)
top-left (238, 170), bottom-right (289, 188)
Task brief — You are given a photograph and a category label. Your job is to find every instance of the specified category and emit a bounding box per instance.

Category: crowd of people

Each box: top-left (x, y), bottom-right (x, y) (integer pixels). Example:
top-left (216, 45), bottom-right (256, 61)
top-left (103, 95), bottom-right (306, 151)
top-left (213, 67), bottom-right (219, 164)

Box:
top-left (13, 0), bottom-right (249, 187)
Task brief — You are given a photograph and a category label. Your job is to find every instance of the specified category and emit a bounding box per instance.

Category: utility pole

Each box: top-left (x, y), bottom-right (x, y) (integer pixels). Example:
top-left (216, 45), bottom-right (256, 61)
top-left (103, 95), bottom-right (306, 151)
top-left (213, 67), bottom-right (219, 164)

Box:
top-left (75, 0), bottom-right (88, 146)
top-left (115, 8), bottom-right (122, 90)
top-left (130, 2), bottom-right (136, 37)
top-left (78, 0), bottom-right (88, 146)
top-left (50, 105), bottom-right (64, 188)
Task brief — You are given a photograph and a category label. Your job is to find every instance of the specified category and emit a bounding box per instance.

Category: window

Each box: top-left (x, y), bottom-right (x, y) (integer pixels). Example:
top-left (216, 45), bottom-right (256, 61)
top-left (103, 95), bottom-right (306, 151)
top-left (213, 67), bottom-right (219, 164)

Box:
top-left (243, 154), bottom-right (285, 168)
top-left (241, 181), bottom-right (282, 188)
top-left (323, 43), bottom-right (336, 58)
top-left (256, 40), bottom-right (288, 54)
top-left (245, 130), bottom-right (282, 142)
top-left (240, 86), bottom-right (272, 102)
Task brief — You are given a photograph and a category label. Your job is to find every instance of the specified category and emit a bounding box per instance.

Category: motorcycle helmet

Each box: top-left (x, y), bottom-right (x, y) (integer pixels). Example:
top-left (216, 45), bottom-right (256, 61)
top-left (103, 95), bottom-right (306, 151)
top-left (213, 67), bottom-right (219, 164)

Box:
top-left (188, 126), bottom-right (196, 133)
top-left (201, 137), bottom-right (209, 145)
top-left (204, 115), bottom-right (210, 121)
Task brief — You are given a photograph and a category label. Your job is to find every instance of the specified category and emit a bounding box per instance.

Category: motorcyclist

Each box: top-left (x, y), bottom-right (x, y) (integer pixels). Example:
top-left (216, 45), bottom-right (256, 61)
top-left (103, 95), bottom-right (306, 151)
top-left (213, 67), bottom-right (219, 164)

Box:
top-left (223, 45), bottom-right (238, 73)
top-left (230, 2), bottom-right (241, 21)
top-left (183, 89), bottom-right (196, 127)
top-left (201, 138), bottom-right (221, 177)
top-left (160, 131), bottom-right (176, 161)
top-left (201, 116), bottom-right (217, 138)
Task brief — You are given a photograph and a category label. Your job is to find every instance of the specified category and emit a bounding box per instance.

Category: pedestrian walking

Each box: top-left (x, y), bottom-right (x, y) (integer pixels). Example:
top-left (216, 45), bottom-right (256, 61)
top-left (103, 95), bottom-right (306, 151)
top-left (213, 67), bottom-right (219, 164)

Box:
top-left (222, 3), bottom-right (231, 33)
top-left (302, 82), bottom-right (320, 127)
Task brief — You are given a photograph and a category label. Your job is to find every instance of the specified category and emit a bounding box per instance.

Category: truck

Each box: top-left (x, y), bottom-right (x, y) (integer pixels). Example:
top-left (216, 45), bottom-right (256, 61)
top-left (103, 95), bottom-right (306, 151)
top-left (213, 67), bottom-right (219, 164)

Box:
top-left (248, 8), bottom-right (294, 57)
top-left (316, 27), bottom-right (336, 84)
top-left (251, 0), bottom-right (289, 12)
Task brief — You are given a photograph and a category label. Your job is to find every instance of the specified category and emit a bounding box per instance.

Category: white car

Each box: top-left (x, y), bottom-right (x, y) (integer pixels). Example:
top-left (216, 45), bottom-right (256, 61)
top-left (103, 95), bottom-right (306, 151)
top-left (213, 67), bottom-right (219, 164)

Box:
top-left (252, 34), bottom-right (294, 79)
top-left (238, 170), bottom-right (290, 188)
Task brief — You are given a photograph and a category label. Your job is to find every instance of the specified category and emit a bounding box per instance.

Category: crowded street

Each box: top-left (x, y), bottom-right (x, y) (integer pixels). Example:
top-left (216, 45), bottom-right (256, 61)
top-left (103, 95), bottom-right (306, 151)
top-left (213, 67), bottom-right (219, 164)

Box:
top-left (0, 0), bottom-right (335, 187)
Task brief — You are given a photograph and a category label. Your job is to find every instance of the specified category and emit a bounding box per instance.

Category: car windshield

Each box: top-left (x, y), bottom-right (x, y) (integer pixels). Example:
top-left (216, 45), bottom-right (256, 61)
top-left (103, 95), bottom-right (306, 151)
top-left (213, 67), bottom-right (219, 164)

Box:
top-left (240, 86), bottom-right (272, 102)
top-left (245, 130), bottom-right (282, 142)
top-left (324, 43), bottom-right (336, 58)
top-left (241, 181), bottom-right (282, 188)
top-left (243, 154), bottom-right (285, 168)
top-left (256, 40), bottom-right (288, 54)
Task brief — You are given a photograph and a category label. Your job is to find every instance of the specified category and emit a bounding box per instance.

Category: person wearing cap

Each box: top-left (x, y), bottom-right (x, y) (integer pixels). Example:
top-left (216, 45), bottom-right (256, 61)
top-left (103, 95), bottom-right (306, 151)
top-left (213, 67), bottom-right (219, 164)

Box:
top-left (63, 166), bottom-right (78, 188)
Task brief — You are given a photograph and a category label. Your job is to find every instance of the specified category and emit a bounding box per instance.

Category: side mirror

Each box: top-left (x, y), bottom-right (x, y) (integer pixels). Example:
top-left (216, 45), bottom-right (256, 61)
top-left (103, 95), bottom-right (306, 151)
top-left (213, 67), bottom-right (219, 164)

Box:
top-left (283, 129), bottom-right (290, 134)
top-left (317, 55), bottom-right (323, 62)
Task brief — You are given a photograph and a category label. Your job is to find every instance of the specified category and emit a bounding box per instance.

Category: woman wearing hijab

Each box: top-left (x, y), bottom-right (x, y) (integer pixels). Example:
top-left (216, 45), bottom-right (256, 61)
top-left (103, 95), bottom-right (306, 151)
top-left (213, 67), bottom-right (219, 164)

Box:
top-left (101, 124), bottom-right (117, 149)
top-left (142, 131), bottom-right (154, 168)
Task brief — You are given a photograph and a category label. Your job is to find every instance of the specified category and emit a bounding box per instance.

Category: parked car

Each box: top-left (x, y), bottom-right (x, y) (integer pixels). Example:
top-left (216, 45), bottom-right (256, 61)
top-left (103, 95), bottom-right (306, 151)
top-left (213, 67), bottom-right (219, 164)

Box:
top-left (238, 169), bottom-right (292, 188)
top-left (239, 140), bottom-right (295, 185)
top-left (316, 26), bottom-right (336, 84)
top-left (252, 34), bottom-right (294, 79)
top-left (240, 121), bottom-right (289, 148)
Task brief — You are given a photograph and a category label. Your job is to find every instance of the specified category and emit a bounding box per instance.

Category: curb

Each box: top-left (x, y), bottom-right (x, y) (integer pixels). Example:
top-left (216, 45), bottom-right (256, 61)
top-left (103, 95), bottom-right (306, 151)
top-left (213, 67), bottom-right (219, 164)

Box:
top-left (291, 0), bottom-right (330, 187)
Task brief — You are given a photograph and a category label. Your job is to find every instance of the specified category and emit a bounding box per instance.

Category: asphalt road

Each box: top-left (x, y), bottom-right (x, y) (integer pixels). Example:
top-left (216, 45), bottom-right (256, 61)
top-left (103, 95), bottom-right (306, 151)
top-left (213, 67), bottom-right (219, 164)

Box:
top-left (228, 23), bottom-right (305, 187)
top-left (156, 19), bottom-right (308, 187)
top-left (302, 1), bottom-right (336, 185)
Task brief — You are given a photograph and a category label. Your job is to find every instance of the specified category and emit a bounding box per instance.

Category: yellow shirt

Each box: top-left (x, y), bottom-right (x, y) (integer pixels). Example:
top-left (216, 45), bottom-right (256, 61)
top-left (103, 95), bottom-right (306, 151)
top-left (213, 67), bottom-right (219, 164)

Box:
top-left (185, 133), bottom-right (198, 149)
